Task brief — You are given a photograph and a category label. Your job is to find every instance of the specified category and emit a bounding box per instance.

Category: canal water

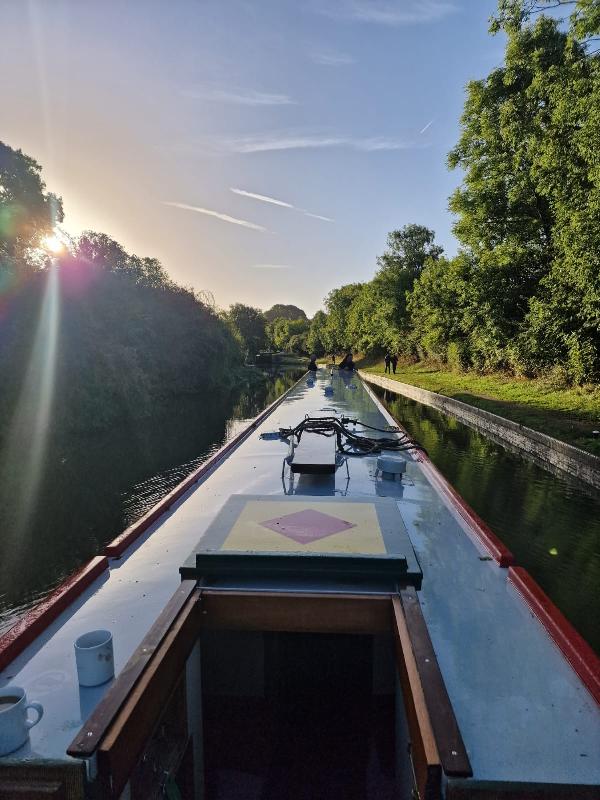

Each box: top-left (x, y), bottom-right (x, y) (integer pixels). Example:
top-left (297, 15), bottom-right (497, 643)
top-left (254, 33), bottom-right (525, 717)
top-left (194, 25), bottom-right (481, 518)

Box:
top-left (374, 386), bottom-right (600, 655)
top-left (0, 368), bottom-right (304, 635)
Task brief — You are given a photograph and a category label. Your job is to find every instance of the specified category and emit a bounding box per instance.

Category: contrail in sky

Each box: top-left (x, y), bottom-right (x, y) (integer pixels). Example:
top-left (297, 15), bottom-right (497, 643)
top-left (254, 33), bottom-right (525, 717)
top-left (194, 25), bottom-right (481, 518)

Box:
top-left (230, 187), bottom-right (334, 222)
top-left (419, 119), bottom-right (434, 134)
top-left (303, 211), bottom-right (334, 222)
top-left (226, 135), bottom-right (414, 153)
top-left (181, 88), bottom-right (295, 106)
top-left (231, 188), bottom-right (294, 208)
top-left (162, 201), bottom-right (266, 231)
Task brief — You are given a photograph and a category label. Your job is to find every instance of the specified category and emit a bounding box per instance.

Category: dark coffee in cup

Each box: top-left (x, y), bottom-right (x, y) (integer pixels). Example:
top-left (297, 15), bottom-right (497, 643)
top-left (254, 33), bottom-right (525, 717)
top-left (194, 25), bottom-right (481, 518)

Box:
top-left (0, 686), bottom-right (44, 755)
top-left (0, 697), bottom-right (21, 712)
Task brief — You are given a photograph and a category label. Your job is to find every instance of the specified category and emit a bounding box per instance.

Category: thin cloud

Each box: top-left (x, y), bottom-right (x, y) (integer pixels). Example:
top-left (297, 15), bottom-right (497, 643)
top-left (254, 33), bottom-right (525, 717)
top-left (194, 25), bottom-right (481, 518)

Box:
top-left (162, 201), bottom-right (266, 231)
top-left (319, 1), bottom-right (457, 25)
top-left (225, 134), bottom-right (418, 153)
top-left (231, 188), bottom-right (294, 209)
top-left (310, 50), bottom-right (355, 66)
top-left (302, 211), bottom-right (335, 222)
top-left (181, 88), bottom-right (296, 106)
top-left (231, 187), bottom-right (334, 223)
top-left (252, 264), bottom-right (293, 269)
top-left (419, 119), bottom-right (434, 134)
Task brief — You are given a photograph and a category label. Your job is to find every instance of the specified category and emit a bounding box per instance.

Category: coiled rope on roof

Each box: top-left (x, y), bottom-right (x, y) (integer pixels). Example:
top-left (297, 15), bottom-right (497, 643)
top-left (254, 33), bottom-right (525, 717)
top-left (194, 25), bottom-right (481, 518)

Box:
top-left (278, 415), bottom-right (426, 456)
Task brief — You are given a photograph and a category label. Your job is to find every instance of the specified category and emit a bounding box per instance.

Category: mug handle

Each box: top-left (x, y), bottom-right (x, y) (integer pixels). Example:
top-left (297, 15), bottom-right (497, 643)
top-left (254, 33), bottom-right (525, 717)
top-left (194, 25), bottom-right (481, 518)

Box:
top-left (24, 702), bottom-right (44, 729)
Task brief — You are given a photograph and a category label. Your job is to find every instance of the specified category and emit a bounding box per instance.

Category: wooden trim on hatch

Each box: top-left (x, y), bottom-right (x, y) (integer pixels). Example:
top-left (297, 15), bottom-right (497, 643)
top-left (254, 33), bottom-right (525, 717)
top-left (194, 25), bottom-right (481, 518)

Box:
top-left (68, 587), bottom-right (472, 800)
top-left (400, 587), bottom-right (472, 777)
top-left (198, 589), bottom-right (392, 634)
top-left (95, 589), bottom-right (200, 799)
top-left (393, 595), bottom-right (442, 800)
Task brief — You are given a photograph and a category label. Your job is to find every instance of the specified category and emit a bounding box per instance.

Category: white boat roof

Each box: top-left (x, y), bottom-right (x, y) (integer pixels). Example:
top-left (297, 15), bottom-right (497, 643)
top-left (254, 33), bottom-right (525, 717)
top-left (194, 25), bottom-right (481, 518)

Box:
top-left (1, 368), bottom-right (599, 786)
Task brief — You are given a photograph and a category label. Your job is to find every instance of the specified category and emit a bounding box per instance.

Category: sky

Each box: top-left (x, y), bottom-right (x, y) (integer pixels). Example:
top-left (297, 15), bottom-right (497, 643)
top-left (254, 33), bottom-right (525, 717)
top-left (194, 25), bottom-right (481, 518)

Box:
top-left (1, 0), bottom-right (502, 315)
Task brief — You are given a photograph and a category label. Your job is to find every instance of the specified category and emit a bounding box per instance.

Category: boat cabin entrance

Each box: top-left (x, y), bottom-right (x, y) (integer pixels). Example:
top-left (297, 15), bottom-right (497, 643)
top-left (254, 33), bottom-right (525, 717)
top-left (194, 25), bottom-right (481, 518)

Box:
top-left (202, 628), bottom-right (395, 799)
top-left (66, 586), bottom-right (470, 800)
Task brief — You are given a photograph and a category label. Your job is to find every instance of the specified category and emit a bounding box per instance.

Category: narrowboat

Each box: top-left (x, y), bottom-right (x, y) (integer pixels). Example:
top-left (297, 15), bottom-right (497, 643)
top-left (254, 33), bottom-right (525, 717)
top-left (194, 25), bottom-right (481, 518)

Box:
top-left (0, 368), bottom-right (598, 799)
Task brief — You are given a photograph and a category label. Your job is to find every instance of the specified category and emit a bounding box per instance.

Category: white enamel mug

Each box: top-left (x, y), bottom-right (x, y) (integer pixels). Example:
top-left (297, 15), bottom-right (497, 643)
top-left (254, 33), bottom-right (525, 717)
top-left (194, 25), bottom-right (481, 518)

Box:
top-left (74, 629), bottom-right (114, 687)
top-left (0, 685), bottom-right (44, 755)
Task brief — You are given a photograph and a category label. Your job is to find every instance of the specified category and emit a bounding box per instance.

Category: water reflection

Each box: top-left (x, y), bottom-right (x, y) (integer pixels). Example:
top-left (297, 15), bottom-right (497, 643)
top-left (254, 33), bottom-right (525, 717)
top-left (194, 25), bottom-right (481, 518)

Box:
top-left (375, 387), bottom-right (600, 654)
top-left (0, 368), bottom-right (304, 634)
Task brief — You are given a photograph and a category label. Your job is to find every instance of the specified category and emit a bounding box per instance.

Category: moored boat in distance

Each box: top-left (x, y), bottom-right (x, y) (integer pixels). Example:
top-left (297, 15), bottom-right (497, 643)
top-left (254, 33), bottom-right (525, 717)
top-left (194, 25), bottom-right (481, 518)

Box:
top-left (0, 368), bottom-right (599, 799)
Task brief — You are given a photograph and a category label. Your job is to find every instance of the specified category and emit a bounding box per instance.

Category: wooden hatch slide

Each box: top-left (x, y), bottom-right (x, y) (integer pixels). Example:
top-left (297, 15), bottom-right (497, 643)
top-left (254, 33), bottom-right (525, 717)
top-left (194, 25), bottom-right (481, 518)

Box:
top-left (68, 585), bottom-right (471, 800)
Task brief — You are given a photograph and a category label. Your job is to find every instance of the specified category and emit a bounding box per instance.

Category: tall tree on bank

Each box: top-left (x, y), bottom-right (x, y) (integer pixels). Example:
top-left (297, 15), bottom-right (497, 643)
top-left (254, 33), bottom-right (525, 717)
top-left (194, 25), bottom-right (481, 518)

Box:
top-left (324, 283), bottom-right (364, 354)
top-left (370, 225), bottom-right (443, 352)
top-left (422, 0), bottom-right (600, 380)
top-left (0, 142), bottom-right (63, 269)
top-left (306, 310), bottom-right (329, 357)
top-left (225, 304), bottom-right (268, 361)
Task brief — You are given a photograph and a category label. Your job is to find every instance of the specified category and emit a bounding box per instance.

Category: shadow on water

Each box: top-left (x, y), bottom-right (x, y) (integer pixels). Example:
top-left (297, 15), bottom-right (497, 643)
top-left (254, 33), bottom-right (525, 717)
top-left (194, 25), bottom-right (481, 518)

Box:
top-left (375, 387), bottom-right (600, 655)
top-left (0, 368), bottom-right (304, 634)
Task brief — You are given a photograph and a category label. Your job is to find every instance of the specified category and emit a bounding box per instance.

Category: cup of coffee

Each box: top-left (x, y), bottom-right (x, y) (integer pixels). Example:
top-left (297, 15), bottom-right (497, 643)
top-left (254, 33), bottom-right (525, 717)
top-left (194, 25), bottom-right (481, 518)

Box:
top-left (74, 629), bottom-right (114, 687)
top-left (0, 686), bottom-right (44, 755)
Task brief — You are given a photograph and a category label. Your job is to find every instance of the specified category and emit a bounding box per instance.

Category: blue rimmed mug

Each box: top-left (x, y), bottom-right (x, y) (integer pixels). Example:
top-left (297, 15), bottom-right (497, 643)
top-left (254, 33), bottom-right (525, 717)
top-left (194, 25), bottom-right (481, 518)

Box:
top-left (0, 685), bottom-right (44, 755)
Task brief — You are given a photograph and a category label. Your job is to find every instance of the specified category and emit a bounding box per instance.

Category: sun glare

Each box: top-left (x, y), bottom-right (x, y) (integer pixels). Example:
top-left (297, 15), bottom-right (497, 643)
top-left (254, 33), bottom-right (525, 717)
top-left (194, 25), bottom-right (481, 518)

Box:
top-left (43, 232), bottom-right (66, 254)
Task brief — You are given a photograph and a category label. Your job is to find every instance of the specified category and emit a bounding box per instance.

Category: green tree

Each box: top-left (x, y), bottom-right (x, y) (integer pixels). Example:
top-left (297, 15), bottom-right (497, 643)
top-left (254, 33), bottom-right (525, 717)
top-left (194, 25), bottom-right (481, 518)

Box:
top-left (323, 283), bottom-right (364, 353)
top-left (407, 254), bottom-right (475, 365)
top-left (0, 141), bottom-right (63, 269)
top-left (306, 310), bottom-right (329, 356)
top-left (264, 304), bottom-right (307, 322)
top-left (370, 225), bottom-right (443, 352)
top-left (75, 231), bottom-right (172, 289)
top-left (268, 317), bottom-right (310, 353)
top-left (445, 1), bottom-right (599, 378)
top-left (225, 304), bottom-right (268, 360)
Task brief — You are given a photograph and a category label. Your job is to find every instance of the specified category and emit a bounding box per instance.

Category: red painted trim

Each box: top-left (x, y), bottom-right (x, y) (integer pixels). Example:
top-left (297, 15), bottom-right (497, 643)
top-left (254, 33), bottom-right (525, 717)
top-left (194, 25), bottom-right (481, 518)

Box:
top-left (361, 378), bottom-right (515, 567)
top-left (104, 373), bottom-right (307, 557)
top-left (508, 566), bottom-right (600, 706)
top-left (417, 455), bottom-right (515, 567)
top-left (0, 556), bottom-right (109, 671)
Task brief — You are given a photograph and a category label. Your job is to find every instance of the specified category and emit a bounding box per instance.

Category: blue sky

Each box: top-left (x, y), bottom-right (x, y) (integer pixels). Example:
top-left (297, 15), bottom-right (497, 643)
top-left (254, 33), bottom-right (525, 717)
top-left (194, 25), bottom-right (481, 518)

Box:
top-left (1, 0), bottom-right (502, 315)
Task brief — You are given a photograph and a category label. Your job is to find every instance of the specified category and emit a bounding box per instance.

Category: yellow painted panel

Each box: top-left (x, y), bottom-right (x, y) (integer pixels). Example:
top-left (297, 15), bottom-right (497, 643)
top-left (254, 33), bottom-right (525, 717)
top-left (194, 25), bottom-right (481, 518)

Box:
top-left (222, 500), bottom-right (386, 554)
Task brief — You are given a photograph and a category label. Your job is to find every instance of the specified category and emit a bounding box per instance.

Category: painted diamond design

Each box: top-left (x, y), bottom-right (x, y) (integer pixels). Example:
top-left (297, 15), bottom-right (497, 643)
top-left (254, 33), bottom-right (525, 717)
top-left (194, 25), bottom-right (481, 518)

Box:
top-left (259, 509), bottom-right (356, 544)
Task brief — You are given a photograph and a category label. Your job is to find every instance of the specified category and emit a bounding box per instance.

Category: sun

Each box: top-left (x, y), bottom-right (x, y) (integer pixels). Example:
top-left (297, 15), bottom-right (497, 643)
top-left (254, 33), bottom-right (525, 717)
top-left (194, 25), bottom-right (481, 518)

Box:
top-left (43, 231), bottom-right (67, 254)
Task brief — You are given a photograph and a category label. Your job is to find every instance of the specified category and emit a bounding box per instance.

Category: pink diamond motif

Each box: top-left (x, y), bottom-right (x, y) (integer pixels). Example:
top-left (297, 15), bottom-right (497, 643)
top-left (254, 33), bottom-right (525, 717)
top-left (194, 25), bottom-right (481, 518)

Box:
top-left (259, 509), bottom-right (356, 544)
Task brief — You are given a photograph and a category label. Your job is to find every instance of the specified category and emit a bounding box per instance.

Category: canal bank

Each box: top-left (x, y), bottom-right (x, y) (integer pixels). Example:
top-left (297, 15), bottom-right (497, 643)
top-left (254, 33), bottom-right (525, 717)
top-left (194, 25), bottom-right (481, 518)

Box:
top-left (360, 371), bottom-right (600, 490)
top-left (367, 381), bottom-right (600, 655)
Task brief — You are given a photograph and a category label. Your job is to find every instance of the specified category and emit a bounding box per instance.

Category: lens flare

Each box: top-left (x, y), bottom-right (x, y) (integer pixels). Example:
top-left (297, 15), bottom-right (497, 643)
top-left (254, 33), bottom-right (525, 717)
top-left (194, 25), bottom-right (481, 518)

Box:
top-left (43, 232), bottom-right (66, 254)
top-left (0, 260), bottom-right (61, 557)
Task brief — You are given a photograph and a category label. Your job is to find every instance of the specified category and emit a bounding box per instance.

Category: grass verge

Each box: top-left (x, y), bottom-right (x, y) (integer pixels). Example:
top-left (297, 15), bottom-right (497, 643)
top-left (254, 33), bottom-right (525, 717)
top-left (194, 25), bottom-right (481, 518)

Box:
top-left (360, 358), bottom-right (600, 457)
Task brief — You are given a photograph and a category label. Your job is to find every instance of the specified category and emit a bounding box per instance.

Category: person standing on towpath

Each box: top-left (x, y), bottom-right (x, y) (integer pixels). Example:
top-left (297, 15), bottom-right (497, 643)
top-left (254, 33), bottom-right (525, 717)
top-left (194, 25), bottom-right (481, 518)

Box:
top-left (384, 352), bottom-right (391, 373)
top-left (391, 354), bottom-right (398, 374)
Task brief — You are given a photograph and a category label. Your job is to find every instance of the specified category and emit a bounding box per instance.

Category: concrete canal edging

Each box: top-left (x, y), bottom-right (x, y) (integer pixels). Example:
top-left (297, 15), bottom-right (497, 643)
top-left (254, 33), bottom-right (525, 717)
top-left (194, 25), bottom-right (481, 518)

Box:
top-left (359, 371), bottom-right (600, 491)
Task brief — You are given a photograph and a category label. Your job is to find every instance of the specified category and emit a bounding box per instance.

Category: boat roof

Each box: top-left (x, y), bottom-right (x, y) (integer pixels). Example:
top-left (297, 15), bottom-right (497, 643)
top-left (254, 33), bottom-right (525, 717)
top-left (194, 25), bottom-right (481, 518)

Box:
top-left (1, 368), bottom-right (599, 786)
